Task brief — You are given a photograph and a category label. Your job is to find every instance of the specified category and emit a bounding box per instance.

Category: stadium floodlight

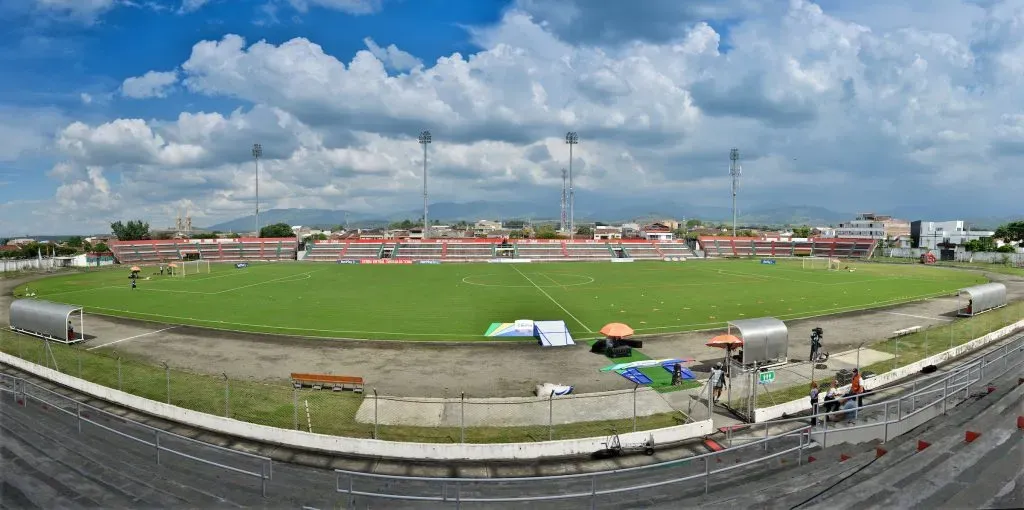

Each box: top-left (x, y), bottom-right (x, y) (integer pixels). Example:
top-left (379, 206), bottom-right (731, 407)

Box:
top-left (565, 132), bottom-right (578, 241)
top-left (252, 143), bottom-right (262, 236)
top-left (418, 131), bottom-right (431, 239)
top-left (729, 148), bottom-right (741, 237)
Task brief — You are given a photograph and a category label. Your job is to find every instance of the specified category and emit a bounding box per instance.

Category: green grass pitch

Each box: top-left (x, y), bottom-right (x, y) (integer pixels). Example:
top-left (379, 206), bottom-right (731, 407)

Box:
top-left (15, 260), bottom-right (985, 341)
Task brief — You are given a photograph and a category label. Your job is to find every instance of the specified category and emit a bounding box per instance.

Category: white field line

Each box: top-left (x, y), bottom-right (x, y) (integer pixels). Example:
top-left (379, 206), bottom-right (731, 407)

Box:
top-left (510, 265), bottom-right (593, 333)
top-left (86, 326), bottom-right (179, 350)
top-left (883, 311), bottom-right (954, 322)
top-left (211, 271), bottom-right (317, 294)
top-left (538, 272), bottom-right (566, 290)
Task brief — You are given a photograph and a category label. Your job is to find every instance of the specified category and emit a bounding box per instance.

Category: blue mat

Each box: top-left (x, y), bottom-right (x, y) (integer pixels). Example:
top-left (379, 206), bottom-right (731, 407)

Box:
top-left (617, 368), bottom-right (653, 385)
top-left (661, 364), bottom-right (696, 379)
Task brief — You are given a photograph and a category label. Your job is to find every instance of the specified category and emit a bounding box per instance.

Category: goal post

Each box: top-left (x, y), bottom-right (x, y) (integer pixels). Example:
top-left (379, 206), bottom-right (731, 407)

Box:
top-left (802, 257), bottom-right (841, 271)
top-left (175, 260), bottom-right (210, 276)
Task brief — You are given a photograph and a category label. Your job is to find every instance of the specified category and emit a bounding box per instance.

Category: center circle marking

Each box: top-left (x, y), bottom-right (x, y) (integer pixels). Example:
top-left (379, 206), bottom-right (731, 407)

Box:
top-left (461, 273), bottom-right (595, 288)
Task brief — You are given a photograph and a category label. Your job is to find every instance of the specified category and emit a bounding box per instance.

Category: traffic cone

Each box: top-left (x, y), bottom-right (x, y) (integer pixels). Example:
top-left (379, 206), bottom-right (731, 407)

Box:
top-left (917, 440), bottom-right (930, 451)
top-left (876, 447), bottom-right (887, 458)
top-left (965, 431), bottom-right (981, 443)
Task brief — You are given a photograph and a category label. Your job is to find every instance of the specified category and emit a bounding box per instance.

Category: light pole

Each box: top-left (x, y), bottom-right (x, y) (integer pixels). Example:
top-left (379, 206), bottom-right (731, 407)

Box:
top-left (418, 131), bottom-right (431, 239)
top-left (729, 148), bottom-right (741, 237)
top-left (565, 132), bottom-right (578, 241)
top-left (252, 143), bottom-right (262, 236)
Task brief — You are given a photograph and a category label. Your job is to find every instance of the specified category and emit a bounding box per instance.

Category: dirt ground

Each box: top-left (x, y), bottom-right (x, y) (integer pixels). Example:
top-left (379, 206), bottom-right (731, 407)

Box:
top-left (3, 267), bottom-right (1022, 398)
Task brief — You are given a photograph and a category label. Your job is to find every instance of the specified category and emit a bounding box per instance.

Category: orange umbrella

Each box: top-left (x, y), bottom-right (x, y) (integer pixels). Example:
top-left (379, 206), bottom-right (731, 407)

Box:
top-left (600, 323), bottom-right (634, 338)
top-left (130, 266), bottom-right (141, 272)
top-left (705, 334), bottom-right (743, 348)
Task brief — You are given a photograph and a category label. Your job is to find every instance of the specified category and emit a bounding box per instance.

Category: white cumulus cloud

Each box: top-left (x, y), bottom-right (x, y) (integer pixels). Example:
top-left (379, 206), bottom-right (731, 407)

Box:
top-left (9, 0), bottom-right (1024, 235)
top-left (121, 70), bottom-right (179, 99)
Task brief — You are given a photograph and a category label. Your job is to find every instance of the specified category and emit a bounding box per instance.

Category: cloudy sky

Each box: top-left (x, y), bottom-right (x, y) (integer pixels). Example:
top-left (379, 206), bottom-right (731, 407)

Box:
top-left (0, 0), bottom-right (1021, 235)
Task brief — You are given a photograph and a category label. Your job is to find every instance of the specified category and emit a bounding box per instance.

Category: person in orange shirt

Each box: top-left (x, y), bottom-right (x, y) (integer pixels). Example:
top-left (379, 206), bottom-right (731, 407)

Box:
top-left (850, 368), bottom-right (864, 407)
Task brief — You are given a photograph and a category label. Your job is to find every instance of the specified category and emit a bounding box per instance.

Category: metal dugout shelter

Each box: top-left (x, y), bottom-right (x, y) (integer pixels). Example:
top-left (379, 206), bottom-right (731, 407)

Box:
top-left (728, 317), bottom-right (789, 365)
top-left (956, 283), bottom-right (1006, 317)
top-left (9, 299), bottom-right (84, 344)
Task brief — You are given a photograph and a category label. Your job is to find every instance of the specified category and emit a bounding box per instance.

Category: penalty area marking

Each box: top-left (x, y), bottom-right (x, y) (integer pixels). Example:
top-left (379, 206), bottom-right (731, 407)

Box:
top-left (461, 273), bottom-right (594, 288)
top-left (87, 326), bottom-right (179, 350)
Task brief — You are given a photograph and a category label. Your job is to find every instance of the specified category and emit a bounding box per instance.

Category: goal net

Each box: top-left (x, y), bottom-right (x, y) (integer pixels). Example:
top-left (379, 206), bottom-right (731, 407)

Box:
top-left (175, 259), bottom-right (210, 276)
top-left (802, 257), bottom-right (841, 271)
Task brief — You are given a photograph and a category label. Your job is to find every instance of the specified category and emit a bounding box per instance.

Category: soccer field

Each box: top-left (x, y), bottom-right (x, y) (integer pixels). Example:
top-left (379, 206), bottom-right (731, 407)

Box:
top-left (16, 260), bottom-right (985, 341)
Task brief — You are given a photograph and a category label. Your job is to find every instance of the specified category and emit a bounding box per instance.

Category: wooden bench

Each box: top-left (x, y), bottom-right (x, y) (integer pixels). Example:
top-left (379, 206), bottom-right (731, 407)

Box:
top-left (290, 373), bottom-right (364, 393)
top-left (890, 326), bottom-right (921, 338)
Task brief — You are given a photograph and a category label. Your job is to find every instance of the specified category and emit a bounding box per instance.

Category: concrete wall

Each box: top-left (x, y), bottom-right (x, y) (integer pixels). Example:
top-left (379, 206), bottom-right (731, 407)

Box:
top-left (753, 320), bottom-right (1024, 422)
top-left (0, 351), bottom-right (713, 460)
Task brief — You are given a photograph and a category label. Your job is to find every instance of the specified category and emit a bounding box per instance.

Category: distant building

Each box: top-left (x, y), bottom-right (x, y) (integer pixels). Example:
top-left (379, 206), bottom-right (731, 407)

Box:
top-left (7, 238), bottom-right (35, 246)
top-left (835, 213), bottom-right (910, 240)
top-left (910, 220), bottom-right (995, 250)
top-left (640, 223), bottom-right (674, 241)
top-left (593, 226), bottom-right (623, 241)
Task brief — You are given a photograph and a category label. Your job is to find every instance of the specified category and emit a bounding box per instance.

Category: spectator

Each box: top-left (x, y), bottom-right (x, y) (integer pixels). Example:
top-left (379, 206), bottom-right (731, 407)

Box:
top-left (850, 369), bottom-right (864, 407)
top-left (823, 379), bottom-right (840, 415)
top-left (809, 382), bottom-right (820, 426)
top-left (840, 397), bottom-right (858, 423)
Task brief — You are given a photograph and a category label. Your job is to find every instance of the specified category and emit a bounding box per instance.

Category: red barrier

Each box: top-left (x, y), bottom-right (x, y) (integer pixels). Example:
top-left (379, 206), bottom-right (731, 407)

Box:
top-left (1017, 416), bottom-right (1024, 430)
top-left (965, 431), bottom-right (981, 443)
top-left (807, 456), bottom-right (816, 463)
top-left (917, 440), bottom-right (931, 451)
top-left (876, 447), bottom-right (888, 458)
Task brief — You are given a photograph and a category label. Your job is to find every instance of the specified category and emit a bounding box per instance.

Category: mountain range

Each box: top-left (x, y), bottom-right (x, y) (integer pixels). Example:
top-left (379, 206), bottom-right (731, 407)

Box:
top-left (204, 203), bottom-right (863, 231)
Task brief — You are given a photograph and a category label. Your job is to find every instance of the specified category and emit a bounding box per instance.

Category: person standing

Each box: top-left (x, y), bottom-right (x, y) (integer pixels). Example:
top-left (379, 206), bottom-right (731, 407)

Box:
top-left (850, 369), bottom-right (864, 407)
top-left (809, 382), bottom-right (821, 426)
top-left (710, 363), bottom-right (727, 403)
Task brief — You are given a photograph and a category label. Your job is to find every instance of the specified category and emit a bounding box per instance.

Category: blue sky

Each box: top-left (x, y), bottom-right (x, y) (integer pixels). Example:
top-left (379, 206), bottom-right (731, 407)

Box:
top-left (1, 0), bottom-right (1022, 235)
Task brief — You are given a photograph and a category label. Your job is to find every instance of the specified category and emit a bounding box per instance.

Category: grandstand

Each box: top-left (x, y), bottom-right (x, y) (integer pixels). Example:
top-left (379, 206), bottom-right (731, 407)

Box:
top-left (110, 238), bottom-right (298, 264)
top-left (698, 237), bottom-right (876, 258)
top-left (301, 239), bottom-right (699, 262)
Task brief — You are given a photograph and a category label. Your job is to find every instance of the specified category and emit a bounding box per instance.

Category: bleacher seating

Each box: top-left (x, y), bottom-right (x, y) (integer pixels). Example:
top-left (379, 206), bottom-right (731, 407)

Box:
top-left (655, 242), bottom-right (695, 259)
top-left (296, 239), bottom-right (699, 262)
top-left (305, 242), bottom-right (345, 261)
top-left (620, 243), bottom-right (662, 260)
top-left (698, 237), bottom-right (876, 259)
top-left (110, 238), bottom-right (297, 263)
top-left (565, 243), bottom-right (613, 259)
top-left (397, 243), bottom-right (443, 259)
top-left (515, 244), bottom-right (566, 260)
top-left (339, 243), bottom-right (383, 260)
top-left (444, 243), bottom-right (494, 260)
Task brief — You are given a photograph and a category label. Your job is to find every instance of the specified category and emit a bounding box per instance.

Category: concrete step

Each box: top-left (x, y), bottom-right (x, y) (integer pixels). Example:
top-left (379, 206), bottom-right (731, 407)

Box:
top-left (0, 418), bottom-right (181, 509)
top-left (695, 441), bottom-right (882, 509)
top-left (921, 429), bottom-right (1024, 509)
top-left (817, 368), bottom-right (1022, 490)
top-left (822, 377), bottom-right (1024, 509)
top-left (3, 396), bottom-right (253, 507)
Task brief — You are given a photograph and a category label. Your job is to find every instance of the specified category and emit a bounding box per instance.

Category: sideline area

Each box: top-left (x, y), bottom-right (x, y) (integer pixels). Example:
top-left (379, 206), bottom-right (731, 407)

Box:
top-left (1, 269), bottom-right (1022, 447)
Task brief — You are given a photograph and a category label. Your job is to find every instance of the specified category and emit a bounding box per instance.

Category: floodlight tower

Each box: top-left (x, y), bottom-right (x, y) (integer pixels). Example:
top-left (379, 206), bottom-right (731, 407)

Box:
top-left (418, 130), bottom-right (431, 239)
top-left (560, 168), bottom-right (568, 233)
top-left (729, 148), bottom-right (741, 237)
top-left (252, 143), bottom-right (262, 235)
top-left (565, 132), bottom-right (578, 241)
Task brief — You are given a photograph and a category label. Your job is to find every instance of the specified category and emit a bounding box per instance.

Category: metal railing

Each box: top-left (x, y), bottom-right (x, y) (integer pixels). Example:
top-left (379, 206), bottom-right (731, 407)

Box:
top-left (334, 334), bottom-right (1024, 506)
top-left (0, 373), bottom-right (274, 497)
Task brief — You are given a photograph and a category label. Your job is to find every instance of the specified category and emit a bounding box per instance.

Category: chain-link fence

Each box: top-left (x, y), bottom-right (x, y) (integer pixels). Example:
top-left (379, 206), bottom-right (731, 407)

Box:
top-left (0, 331), bottom-right (691, 443)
